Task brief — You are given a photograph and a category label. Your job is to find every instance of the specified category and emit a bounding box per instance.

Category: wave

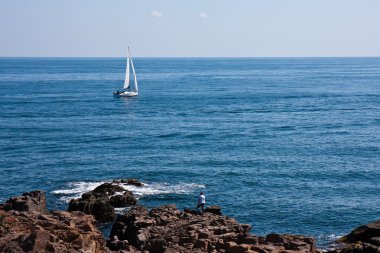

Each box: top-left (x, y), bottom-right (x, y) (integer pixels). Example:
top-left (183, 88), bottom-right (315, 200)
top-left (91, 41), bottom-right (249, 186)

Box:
top-left (51, 181), bottom-right (105, 203)
top-left (317, 234), bottom-right (343, 249)
top-left (52, 180), bottom-right (206, 203)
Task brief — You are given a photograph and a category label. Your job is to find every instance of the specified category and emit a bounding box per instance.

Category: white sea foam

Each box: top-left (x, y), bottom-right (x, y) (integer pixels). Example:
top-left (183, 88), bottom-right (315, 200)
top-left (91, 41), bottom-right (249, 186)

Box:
top-left (52, 180), bottom-right (205, 203)
top-left (119, 182), bottom-right (205, 197)
top-left (317, 234), bottom-right (343, 250)
top-left (317, 233), bottom-right (342, 242)
top-left (51, 181), bottom-right (104, 203)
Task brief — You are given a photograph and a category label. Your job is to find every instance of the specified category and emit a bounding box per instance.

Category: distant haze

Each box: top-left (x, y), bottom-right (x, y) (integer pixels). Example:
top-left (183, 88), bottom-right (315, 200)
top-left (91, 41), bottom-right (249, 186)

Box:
top-left (1, 0), bottom-right (379, 57)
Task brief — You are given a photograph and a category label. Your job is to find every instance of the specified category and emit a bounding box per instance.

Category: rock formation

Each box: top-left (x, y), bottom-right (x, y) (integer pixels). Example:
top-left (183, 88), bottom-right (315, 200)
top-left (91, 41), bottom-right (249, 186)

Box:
top-left (107, 204), bottom-right (317, 253)
top-left (68, 182), bottom-right (137, 223)
top-left (0, 191), bottom-right (108, 253)
top-left (327, 220), bottom-right (380, 253)
top-left (0, 190), bottom-right (47, 214)
top-left (6, 185), bottom-right (367, 253)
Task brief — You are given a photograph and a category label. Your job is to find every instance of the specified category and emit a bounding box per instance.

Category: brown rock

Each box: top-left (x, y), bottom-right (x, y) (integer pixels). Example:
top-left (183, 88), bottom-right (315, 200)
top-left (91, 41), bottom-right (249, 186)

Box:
top-left (369, 237), bottom-right (380, 246)
top-left (194, 239), bottom-right (208, 251)
top-left (110, 191), bottom-right (137, 207)
top-left (113, 178), bottom-right (144, 187)
top-left (107, 204), bottom-right (316, 253)
top-left (205, 205), bottom-right (222, 215)
top-left (20, 226), bottom-right (50, 252)
top-left (266, 233), bottom-right (286, 244)
top-left (327, 220), bottom-right (380, 253)
top-left (126, 178), bottom-right (144, 187)
top-left (0, 209), bottom-right (108, 253)
top-left (1, 191), bottom-right (47, 214)
top-left (68, 196), bottom-right (115, 223)
top-left (339, 220), bottom-right (380, 244)
top-left (93, 183), bottom-right (125, 196)
top-left (68, 182), bottom-right (137, 223)
top-left (251, 245), bottom-right (269, 253)
top-left (241, 235), bottom-right (258, 245)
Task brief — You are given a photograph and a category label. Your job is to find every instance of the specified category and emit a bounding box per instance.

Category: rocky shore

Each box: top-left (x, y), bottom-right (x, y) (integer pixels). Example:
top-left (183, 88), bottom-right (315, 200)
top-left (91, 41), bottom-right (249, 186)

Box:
top-left (107, 204), bottom-right (317, 253)
top-left (0, 191), bottom-right (107, 252)
top-left (0, 183), bottom-right (379, 253)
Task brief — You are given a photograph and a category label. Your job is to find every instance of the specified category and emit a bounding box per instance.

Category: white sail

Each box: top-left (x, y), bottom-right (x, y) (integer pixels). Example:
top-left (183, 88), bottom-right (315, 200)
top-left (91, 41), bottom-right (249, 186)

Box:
top-left (130, 57), bottom-right (138, 92)
top-left (114, 46), bottom-right (138, 97)
top-left (123, 53), bottom-right (130, 89)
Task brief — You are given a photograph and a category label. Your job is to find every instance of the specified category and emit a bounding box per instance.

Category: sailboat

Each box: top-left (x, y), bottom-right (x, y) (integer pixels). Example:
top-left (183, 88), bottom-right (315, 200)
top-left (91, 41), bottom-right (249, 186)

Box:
top-left (113, 47), bottom-right (139, 97)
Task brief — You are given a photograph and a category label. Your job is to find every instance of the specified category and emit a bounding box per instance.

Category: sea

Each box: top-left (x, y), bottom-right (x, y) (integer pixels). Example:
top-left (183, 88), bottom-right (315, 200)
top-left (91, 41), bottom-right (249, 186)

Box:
top-left (0, 57), bottom-right (379, 247)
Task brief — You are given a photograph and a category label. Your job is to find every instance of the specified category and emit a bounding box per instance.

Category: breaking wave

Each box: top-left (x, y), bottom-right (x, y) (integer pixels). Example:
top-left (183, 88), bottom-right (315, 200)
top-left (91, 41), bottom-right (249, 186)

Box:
top-left (51, 180), bottom-right (205, 203)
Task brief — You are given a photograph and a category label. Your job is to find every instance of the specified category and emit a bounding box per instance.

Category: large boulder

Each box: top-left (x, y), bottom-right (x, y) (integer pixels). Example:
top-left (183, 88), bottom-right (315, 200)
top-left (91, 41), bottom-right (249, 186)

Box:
top-left (1, 190), bottom-right (47, 214)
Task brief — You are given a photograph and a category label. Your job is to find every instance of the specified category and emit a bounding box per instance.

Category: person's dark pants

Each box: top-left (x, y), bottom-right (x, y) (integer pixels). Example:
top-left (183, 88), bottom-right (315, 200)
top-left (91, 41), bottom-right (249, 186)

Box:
top-left (196, 203), bottom-right (204, 214)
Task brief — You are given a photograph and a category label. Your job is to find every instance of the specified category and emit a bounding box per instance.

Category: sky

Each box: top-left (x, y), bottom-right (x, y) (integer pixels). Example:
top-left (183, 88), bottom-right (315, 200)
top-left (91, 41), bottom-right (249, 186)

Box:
top-left (0, 0), bottom-right (379, 57)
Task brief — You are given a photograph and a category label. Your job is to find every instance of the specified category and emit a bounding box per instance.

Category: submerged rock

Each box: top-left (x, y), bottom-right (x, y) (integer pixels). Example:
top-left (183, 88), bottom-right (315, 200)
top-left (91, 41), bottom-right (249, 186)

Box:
top-left (112, 178), bottom-right (144, 187)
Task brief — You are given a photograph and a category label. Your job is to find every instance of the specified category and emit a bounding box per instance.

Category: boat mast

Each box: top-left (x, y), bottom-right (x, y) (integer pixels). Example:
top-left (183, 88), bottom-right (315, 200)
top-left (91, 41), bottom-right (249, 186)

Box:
top-left (123, 47), bottom-right (130, 90)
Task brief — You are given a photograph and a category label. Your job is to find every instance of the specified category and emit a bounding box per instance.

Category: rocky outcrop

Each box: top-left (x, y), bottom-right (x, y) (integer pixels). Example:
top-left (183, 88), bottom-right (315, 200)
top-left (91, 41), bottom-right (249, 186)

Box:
top-left (0, 210), bottom-right (108, 253)
top-left (0, 191), bottom-right (109, 253)
top-left (69, 193), bottom-right (116, 223)
top-left (107, 204), bottom-right (317, 253)
top-left (1, 190), bottom-right (47, 214)
top-left (68, 182), bottom-right (137, 223)
top-left (327, 220), bottom-right (380, 253)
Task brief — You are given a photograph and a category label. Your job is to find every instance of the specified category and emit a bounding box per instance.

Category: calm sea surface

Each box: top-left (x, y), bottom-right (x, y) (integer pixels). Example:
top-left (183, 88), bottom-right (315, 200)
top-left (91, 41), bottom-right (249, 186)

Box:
top-left (0, 57), bottom-right (379, 246)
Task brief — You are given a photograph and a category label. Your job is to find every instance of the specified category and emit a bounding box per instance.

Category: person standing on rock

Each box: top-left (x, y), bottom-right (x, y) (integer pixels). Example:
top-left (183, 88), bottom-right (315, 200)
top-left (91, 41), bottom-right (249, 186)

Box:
top-left (196, 192), bottom-right (206, 214)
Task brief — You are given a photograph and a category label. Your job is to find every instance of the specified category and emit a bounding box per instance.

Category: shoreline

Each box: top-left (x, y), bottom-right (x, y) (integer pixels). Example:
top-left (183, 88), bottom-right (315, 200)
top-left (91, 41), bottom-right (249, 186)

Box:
top-left (1, 186), bottom-right (379, 253)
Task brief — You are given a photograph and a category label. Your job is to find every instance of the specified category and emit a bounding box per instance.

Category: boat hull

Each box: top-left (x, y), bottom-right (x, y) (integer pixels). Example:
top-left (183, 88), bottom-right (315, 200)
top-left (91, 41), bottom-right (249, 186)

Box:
top-left (113, 91), bottom-right (138, 97)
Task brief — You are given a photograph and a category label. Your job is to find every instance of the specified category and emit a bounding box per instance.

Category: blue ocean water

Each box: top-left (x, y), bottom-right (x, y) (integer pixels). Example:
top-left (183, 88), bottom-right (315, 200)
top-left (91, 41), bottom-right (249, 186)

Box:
top-left (0, 57), bottom-right (379, 246)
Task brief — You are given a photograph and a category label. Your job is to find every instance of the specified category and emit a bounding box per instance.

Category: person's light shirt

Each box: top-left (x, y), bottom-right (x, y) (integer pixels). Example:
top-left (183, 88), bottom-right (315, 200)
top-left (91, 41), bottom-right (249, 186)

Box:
top-left (198, 194), bottom-right (205, 204)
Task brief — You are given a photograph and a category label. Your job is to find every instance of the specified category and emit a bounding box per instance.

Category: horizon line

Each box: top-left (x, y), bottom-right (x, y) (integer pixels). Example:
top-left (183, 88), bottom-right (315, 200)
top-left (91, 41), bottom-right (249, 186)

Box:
top-left (1, 56), bottom-right (380, 59)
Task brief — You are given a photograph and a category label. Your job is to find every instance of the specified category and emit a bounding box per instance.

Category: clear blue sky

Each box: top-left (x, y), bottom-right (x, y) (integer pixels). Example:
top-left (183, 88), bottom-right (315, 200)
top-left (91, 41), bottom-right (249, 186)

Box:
top-left (1, 0), bottom-right (379, 57)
